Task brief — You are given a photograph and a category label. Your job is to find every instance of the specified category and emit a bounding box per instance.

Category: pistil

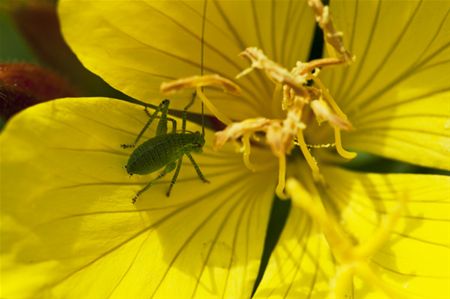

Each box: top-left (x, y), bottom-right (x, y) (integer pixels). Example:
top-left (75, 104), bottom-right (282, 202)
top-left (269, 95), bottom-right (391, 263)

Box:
top-left (286, 178), bottom-right (409, 299)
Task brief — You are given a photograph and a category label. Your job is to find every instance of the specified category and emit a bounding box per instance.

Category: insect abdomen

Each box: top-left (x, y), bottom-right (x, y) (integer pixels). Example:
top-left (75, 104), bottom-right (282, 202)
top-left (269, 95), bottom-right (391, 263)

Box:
top-left (126, 133), bottom-right (197, 175)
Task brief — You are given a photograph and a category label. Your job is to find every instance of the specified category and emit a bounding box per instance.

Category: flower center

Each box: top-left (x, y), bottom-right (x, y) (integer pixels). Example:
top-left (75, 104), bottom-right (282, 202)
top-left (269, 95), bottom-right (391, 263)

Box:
top-left (160, 0), bottom-right (357, 199)
top-left (234, 47), bottom-right (357, 195)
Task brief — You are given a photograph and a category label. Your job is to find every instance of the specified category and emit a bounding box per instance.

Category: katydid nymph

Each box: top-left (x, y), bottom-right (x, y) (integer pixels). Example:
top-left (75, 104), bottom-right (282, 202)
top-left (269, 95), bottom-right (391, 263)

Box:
top-left (122, 94), bottom-right (209, 203)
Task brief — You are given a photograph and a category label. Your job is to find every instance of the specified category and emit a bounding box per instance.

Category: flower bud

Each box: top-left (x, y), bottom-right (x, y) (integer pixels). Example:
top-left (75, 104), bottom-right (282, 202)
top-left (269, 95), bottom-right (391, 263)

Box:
top-left (0, 63), bottom-right (77, 119)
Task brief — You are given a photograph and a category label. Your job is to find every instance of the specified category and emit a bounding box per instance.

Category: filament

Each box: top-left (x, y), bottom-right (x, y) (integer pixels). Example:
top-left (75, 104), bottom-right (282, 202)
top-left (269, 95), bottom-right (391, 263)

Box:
top-left (196, 86), bottom-right (232, 125)
top-left (241, 133), bottom-right (256, 171)
top-left (334, 127), bottom-right (357, 159)
top-left (275, 154), bottom-right (288, 199)
top-left (297, 130), bottom-right (322, 181)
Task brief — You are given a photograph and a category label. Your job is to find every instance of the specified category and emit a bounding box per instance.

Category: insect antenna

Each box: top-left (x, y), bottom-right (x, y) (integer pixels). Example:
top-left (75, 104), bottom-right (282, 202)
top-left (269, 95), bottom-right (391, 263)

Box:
top-left (200, 0), bottom-right (208, 137)
top-left (179, 0), bottom-right (207, 136)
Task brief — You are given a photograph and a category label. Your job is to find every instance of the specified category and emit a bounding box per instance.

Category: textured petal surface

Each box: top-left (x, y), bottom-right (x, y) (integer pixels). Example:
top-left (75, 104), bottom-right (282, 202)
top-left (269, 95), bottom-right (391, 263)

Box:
top-left (0, 98), bottom-right (277, 299)
top-left (320, 0), bottom-right (450, 170)
top-left (58, 0), bottom-right (315, 120)
top-left (254, 166), bottom-right (450, 299)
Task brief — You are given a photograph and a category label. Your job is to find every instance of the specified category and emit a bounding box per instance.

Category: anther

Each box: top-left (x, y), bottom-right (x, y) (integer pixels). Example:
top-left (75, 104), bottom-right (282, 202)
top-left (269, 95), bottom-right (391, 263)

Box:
top-left (161, 74), bottom-right (241, 96)
top-left (241, 133), bottom-right (256, 171)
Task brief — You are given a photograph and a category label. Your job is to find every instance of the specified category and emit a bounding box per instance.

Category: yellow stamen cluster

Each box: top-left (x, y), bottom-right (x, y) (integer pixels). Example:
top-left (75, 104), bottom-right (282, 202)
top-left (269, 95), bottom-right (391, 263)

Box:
top-left (286, 178), bottom-right (409, 299)
top-left (160, 0), bottom-right (357, 198)
top-left (218, 44), bottom-right (356, 198)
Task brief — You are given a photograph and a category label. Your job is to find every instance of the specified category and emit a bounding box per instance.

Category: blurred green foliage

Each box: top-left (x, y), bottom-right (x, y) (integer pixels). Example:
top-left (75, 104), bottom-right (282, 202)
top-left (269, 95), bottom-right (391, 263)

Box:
top-left (0, 11), bottom-right (37, 63)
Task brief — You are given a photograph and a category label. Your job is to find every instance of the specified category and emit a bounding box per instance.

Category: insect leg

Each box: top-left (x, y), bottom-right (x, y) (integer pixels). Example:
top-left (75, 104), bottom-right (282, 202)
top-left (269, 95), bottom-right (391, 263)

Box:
top-left (167, 117), bottom-right (177, 133)
top-left (143, 106), bottom-right (153, 118)
top-left (121, 100), bottom-right (170, 149)
top-left (166, 157), bottom-right (183, 197)
top-left (154, 101), bottom-right (178, 133)
top-left (146, 114), bottom-right (177, 133)
top-left (186, 153), bottom-right (209, 183)
top-left (132, 161), bottom-right (177, 203)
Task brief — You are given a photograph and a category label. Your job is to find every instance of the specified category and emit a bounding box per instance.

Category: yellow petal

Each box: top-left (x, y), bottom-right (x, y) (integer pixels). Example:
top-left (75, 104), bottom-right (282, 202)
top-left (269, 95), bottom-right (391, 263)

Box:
top-left (0, 98), bottom-right (278, 298)
top-left (254, 165), bottom-right (450, 298)
top-left (252, 180), bottom-right (338, 298)
top-left (320, 0), bottom-right (450, 169)
top-left (345, 90), bottom-right (450, 171)
top-left (58, 0), bottom-right (315, 120)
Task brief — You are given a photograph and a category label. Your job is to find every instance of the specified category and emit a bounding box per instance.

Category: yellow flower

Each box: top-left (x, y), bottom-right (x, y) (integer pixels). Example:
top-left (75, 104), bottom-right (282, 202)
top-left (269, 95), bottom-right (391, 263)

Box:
top-left (1, 1), bottom-right (449, 298)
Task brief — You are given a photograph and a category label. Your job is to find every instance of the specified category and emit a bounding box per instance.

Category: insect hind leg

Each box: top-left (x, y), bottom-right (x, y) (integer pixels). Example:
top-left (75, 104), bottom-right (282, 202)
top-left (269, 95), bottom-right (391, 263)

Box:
top-left (132, 162), bottom-right (177, 203)
top-left (144, 110), bottom-right (177, 134)
top-left (166, 157), bottom-right (183, 197)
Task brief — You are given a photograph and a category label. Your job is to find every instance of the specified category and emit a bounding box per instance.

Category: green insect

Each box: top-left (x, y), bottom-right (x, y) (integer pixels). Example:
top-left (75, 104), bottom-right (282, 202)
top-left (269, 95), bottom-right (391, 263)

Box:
top-left (122, 95), bottom-right (209, 203)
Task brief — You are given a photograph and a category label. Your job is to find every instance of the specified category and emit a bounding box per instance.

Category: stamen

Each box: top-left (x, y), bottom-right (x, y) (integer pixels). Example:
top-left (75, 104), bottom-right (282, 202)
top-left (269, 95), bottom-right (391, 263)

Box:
top-left (314, 77), bottom-right (350, 122)
top-left (297, 57), bottom-right (343, 75)
top-left (307, 0), bottom-right (354, 64)
top-left (334, 127), bottom-right (357, 159)
top-left (161, 74), bottom-right (241, 96)
top-left (196, 87), bottom-right (232, 125)
top-left (237, 47), bottom-right (308, 95)
top-left (275, 154), bottom-right (288, 199)
top-left (214, 118), bottom-right (271, 149)
top-left (310, 99), bottom-right (352, 130)
top-left (161, 74), bottom-right (241, 125)
top-left (310, 99), bottom-right (328, 125)
top-left (297, 130), bottom-right (322, 181)
top-left (231, 140), bottom-right (242, 153)
top-left (282, 85), bottom-right (291, 110)
top-left (241, 132), bottom-right (256, 171)
top-left (235, 66), bottom-right (254, 80)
